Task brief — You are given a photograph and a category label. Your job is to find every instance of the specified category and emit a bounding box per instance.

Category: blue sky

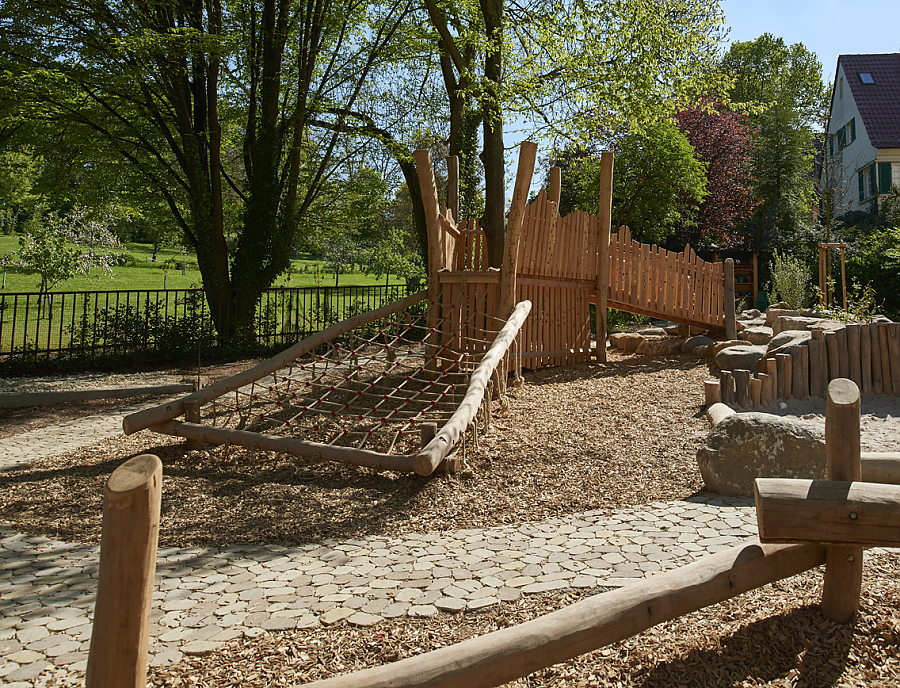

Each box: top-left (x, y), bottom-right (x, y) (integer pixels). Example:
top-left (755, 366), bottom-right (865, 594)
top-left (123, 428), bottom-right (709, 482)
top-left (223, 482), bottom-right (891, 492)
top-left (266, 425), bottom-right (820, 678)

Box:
top-left (721, 0), bottom-right (900, 84)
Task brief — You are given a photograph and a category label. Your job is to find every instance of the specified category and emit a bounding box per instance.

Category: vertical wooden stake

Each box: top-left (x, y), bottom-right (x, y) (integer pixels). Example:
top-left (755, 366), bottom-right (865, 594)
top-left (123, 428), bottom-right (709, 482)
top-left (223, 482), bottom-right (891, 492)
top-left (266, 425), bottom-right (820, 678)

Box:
top-left (183, 400), bottom-right (202, 450)
top-left (499, 142), bottom-right (537, 320)
top-left (821, 379), bottom-right (862, 623)
top-left (887, 323), bottom-right (900, 396)
top-left (869, 323), bottom-right (883, 393)
top-left (790, 346), bottom-right (803, 400)
top-left (766, 358), bottom-right (778, 403)
top-left (749, 376), bottom-right (762, 407)
top-left (704, 380), bottom-right (721, 406)
top-left (446, 155), bottom-right (459, 222)
top-left (87, 454), bottom-right (163, 688)
top-left (808, 337), bottom-right (823, 398)
top-left (414, 149), bottom-right (445, 373)
top-left (860, 323), bottom-right (872, 394)
top-left (724, 259), bottom-right (736, 340)
top-left (837, 327), bottom-right (850, 379)
top-left (548, 167), bottom-right (561, 207)
top-left (878, 323), bottom-right (892, 394)
top-left (825, 331), bottom-right (840, 381)
top-left (812, 330), bottom-right (828, 392)
top-left (595, 151), bottom-right (614, 362)
top-left (759, 373), bottom-right (772, 405)
top-left (734, 369), bottom-right (751, 408)
top-left (846, 323), bottom-right (862, 387)
top-left (720, 370), bottom-right (734, 405)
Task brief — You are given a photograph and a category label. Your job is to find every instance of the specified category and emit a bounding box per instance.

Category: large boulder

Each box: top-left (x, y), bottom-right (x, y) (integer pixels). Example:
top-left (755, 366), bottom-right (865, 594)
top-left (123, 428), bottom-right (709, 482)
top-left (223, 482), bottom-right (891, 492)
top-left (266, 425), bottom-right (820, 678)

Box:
top-left (681, 334), bottom-right (714, 354)
top-left (715, 345), bottom-right (767, 372)
top-left (697, 412), bottom-right (826, 497)
top-left (772, 315), bottom-right (822, 336)
top-left (635, 327), bottom-right (668, 337)
top-left (712, 339), bottom-right (746, 357)
top-left (739, 325), bottom-right (773, 345)
top-left (765, 308), bottom-right (801, 327)
top-left (636, 337), bottom-right (683, 356)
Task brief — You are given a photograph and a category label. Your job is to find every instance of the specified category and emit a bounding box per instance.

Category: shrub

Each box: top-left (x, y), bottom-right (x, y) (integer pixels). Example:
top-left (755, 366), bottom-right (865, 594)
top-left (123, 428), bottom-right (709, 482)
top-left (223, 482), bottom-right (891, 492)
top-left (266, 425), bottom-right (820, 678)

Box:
top-left (767, 250), bottom-right (810, 310)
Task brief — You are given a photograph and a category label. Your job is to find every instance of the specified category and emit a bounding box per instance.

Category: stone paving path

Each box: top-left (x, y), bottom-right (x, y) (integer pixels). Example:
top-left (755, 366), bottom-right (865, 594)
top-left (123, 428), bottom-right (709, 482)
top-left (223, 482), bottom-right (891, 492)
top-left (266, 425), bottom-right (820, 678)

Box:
top-left (0, 403), bottom-right (757, 687)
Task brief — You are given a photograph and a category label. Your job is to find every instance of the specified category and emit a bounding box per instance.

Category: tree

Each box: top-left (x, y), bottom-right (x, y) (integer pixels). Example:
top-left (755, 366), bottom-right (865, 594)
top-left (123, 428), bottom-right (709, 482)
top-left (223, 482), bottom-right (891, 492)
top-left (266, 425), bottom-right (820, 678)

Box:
top-left (674, 99), bottom-right (758, 247)
top-left (721, 34), bottom-right (827, 250)
top-left (0, 0), bottom-right (413, 343)
top-left (552, 119), bottom-right (707, 245)
top-left (417, 0), bottom-right (727, 266)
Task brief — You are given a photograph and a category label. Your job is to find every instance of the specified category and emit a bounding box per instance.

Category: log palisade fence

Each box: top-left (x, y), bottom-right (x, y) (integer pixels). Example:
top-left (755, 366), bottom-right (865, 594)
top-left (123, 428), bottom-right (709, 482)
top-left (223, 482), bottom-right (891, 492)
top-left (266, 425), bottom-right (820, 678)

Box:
top-left (706, 322), bottom-right (900, 408)
top-left (418, 144), bottom-right (727, 371)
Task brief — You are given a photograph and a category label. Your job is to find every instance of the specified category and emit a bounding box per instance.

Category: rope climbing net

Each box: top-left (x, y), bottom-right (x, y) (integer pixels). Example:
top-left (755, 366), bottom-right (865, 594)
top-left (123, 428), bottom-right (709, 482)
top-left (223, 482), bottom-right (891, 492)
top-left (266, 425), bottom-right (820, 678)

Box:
top-left (191, 290), bottom-right (516, 459)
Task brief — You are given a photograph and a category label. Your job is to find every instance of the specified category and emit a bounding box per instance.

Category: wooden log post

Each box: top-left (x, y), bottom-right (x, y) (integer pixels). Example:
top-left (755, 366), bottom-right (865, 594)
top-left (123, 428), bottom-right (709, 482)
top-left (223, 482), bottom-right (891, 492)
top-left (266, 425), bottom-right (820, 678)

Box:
top-left (774, 355), bottom-right (786, 400)
top-left (766, 358), bottom-right (778, 403)
top-left (808, 337), bottom-right (823, 398)
top-left (878, 323), bottom-right (892, 394)
top-left (869, 323), bottom-right (883, 393)
top-left (812, 330), bottom-right (827, 393)
top-left (720, 370), bottom-right (734, 405)
top-left (750, 376), bottom-right (762, 407)
top-left (548, 167), bottom-right (562, 207)
top-left (734, 369), bottom-right (751, 408)
top-left (414, 150), bottom-right (445, 374)
top-left (790, 347), bottom-right (804, 400)
top-left (825, 331), bottom-right (840, 381)
top-left (446, 155), bottom-right (459, 222)
top-left (821, 379), bottom-right (863, 623)
top-left (704, 380), bottom-right (721, 407)
top-left (419, 422), bottom-right (438, 450)
top-left (887, 323), bottom-right (900, 396)
top-left (87, 454), bottom-right (163, 688)
top-left (499, 142), bottom-right (537, 321)
top-left (724, 259), bottom-right (736, 340)
top-left (846, 323), bottom-right (862, 387)
top-left (837, 327), bottom-right (850, 379)
top-left (776, 353), bottom-right (792, 399)
top-left (706, 402), bottom-right (736, 427)
top-left (595, 151), bottom-right (614, 362)
top-left (860, 323), bottom-right (873, 394)
top-left (759, 372), bottom-right (772, 406)
top-left (183, 400), bottom-right (202, 451)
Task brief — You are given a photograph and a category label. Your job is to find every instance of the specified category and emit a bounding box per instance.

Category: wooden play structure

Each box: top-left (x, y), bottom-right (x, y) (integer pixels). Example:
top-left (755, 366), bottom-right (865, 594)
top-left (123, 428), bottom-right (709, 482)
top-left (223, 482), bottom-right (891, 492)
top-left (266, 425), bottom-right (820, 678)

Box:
top-left (124, 142), bottom-right (737, 477)
top-left (423, 144), bottom-right (730, 370)
top-left (92, 381), bottom-right (900, 688)
top-left (707, 321), bottom-right (900, 408)
top-left (818, 242), bottom-right (848, 311)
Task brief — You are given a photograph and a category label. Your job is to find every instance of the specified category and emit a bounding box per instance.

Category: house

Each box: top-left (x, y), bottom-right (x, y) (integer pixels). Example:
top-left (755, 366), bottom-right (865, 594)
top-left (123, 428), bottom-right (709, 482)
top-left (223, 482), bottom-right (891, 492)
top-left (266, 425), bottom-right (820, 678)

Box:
top-left (825, 52), bottom-right (900, 214)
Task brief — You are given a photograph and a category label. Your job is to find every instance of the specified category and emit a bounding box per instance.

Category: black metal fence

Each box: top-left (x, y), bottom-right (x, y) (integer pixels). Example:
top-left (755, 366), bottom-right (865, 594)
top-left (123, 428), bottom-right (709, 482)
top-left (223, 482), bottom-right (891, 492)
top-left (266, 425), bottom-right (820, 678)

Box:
top-left (0, 284), bottom-right (414, 373)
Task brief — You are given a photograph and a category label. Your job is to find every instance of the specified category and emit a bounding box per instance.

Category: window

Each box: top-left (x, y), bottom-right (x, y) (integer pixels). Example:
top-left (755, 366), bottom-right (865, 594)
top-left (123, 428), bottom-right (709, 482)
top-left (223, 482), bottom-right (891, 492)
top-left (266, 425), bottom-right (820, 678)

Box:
top-left (879, 162), bottom-right (893, 194)
top-left (838, 126), bottom-right (847, 148)
top-left (849, 117), bottom-right (856, 143)
top-left (859, 72), bottom-right (874, 84)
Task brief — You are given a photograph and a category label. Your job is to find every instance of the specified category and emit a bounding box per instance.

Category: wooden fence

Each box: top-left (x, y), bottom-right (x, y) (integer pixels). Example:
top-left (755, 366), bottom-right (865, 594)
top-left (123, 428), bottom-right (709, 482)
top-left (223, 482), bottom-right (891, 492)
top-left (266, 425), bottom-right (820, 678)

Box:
top-left (608, 226), bottom-right (725, 330)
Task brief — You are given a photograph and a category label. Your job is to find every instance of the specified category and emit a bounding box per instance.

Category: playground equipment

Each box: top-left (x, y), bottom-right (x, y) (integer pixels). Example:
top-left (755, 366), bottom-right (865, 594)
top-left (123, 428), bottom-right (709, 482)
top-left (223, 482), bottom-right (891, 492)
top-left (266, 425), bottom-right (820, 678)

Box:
top-left (707, 321), bottom-right (900, 408)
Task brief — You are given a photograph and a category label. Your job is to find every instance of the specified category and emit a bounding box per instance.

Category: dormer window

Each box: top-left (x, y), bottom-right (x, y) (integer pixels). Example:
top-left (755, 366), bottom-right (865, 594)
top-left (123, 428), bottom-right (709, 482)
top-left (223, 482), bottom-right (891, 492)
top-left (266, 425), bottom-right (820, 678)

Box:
top-left (859, 72), bottom-right (874, 84)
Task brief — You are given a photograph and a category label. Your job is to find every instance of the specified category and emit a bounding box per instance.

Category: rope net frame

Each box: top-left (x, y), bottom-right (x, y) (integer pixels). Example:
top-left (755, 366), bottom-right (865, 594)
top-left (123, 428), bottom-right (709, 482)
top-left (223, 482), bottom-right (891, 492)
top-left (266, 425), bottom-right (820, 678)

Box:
top-left (129, 288), bottom-right (531, 474)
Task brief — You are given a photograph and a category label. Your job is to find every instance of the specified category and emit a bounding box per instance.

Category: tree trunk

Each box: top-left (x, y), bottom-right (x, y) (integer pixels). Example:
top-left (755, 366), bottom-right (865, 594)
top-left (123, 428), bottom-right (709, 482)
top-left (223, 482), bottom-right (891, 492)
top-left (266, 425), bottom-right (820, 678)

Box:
top-left (480, 0), bottom-right (505, 268)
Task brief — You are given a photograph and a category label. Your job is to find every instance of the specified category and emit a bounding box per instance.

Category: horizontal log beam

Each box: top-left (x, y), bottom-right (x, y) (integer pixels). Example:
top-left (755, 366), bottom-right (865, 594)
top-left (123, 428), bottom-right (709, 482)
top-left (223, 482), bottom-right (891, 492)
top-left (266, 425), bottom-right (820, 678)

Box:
top-left (755, 478), bottom-right (900, 547)
top-left (151, 421), bottom-right (419, 473)
top-left (602, 298), bottom-right (724, 332)
top-left (0, 384), bottom-right (194, 409)
top-left (861, 452), bottom-right (900, 484)
top-left (300, 541), bottom-right (825, 688)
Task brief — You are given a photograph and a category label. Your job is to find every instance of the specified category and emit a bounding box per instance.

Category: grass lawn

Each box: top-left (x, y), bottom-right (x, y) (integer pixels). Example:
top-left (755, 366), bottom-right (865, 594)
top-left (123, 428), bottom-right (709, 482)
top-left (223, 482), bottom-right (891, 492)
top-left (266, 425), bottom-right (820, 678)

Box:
top-left (0, 234), bottom-right (402, 293)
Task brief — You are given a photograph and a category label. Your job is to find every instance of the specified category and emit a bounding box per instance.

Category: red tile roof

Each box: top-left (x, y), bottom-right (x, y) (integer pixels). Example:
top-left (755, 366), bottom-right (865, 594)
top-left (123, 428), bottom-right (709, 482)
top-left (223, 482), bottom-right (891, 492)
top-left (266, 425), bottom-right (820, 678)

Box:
top-left (839, 53), bottom-right (900, 148)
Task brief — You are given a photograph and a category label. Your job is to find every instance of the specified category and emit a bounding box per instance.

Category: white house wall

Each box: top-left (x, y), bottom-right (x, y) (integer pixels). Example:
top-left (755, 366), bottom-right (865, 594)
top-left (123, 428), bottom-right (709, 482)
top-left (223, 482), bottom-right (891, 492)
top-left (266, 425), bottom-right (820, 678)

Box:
top-left (828, 63), bottom-right (878, 213)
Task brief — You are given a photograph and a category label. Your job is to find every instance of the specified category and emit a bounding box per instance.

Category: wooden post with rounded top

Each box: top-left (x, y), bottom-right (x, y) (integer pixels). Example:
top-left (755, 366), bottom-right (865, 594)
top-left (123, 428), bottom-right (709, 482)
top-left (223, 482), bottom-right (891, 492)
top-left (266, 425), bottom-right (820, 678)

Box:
top-left (724, 259), bottom-right (736, 340)
top-left (499, 142), bottom-right (537, 320)
top-left (446, 155), bottom-right (459, 222)
top-left (821, 379), bottom-right (863, 623)
top-left (548, 167), bottom-right (561, 207)
top-left (595, 151), bottom-right (614, 362)
top-left (414, 150), bottom-right (444, 373)
top-left (87, 454), bottom-right (163, 688)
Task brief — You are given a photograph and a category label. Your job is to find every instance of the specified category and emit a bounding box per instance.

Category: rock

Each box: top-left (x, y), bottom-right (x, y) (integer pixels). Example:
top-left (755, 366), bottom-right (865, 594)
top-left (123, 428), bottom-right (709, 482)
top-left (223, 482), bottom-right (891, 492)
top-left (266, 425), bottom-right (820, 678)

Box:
top-left (715, 345), bottom-right (766, 372)
top-left (772, 315), bottom-right (822, 336)
top-left (622, 334), bottom-right (647, 353)
top-left (739, 308), bottom-right (761, 320)
top-left (755, 330), bottom-right (812, 372)
top-left (695, 344), bottom-right (710, 358)
top-left (808, 319), bottom-right (847, 333)
top-left (636, 337), bottom-right (678, 356)
top-left (738, 325), bottom-right (773, 345)
top-left (663, 324), bottom-right (681, 336)
top-left (765, 308), bottom-right (801, 327)
top-left (609, 332), bottom-right (636, 350)
top-left (697, 412), bottom-right (826, 496)
top-left (681, 335), bottom-right (714, 354)
top-left (712, 339), bottom-right (745, 357)
top-left (635, 327), bottom-right (667, 337)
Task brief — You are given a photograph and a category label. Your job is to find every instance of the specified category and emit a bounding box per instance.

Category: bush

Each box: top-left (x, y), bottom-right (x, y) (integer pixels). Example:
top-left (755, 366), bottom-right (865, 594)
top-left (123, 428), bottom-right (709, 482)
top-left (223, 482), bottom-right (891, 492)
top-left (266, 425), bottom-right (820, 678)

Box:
top-left (768, 250), bottom-right (810, 310)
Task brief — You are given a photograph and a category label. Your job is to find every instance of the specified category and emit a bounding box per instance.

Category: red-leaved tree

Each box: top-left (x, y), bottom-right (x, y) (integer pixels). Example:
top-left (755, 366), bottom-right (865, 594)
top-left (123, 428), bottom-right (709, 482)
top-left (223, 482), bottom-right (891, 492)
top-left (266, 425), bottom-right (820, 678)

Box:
top-left (676, 99), bottom-right (758, 247)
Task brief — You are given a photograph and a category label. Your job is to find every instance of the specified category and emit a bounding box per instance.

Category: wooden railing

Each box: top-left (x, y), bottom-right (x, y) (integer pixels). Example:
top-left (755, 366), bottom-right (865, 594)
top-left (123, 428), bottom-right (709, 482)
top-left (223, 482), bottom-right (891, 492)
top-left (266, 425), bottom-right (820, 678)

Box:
top-left (608, 226), bottom-right (724, 329)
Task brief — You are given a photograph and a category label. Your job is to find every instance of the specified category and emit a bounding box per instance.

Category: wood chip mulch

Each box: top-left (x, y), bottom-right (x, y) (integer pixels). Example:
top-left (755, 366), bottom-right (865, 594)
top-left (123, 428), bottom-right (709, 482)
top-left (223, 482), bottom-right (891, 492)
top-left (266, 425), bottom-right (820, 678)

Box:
top-left (3, 350), bottom-right (898, 687)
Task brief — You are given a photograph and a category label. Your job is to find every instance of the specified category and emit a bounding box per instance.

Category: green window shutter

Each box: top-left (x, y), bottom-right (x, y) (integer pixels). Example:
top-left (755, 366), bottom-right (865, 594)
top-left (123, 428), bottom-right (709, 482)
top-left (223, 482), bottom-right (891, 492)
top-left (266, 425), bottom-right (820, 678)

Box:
top-left (850, 117), bottom-right (856, 142)
top-left (858, 169), bottom-right (865, 201)
top-left (829, 136), bottom-right (834, 156)
top-left (869, 165), bottom-right (878, 196)
top-left (879, 162), bottom-right (893, 193)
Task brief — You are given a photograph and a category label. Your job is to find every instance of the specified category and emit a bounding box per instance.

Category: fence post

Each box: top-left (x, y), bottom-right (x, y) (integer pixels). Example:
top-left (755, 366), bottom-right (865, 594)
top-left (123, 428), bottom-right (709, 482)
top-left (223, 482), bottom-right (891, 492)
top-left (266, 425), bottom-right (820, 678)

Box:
top-left (820, 379), bottom-right (862, 623)
top-left (86, 454), bottom-right (163, 688)
top-left (595, 151), bottom-right (614, 363)
top-left (724, 259), bottom-right (736, 340)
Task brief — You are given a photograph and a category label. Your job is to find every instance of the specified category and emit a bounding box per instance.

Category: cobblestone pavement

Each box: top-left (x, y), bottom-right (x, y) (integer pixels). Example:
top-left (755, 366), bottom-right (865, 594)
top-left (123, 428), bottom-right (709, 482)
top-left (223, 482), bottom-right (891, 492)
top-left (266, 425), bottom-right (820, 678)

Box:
top-left (0, 405), bottom-right (757, 686)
